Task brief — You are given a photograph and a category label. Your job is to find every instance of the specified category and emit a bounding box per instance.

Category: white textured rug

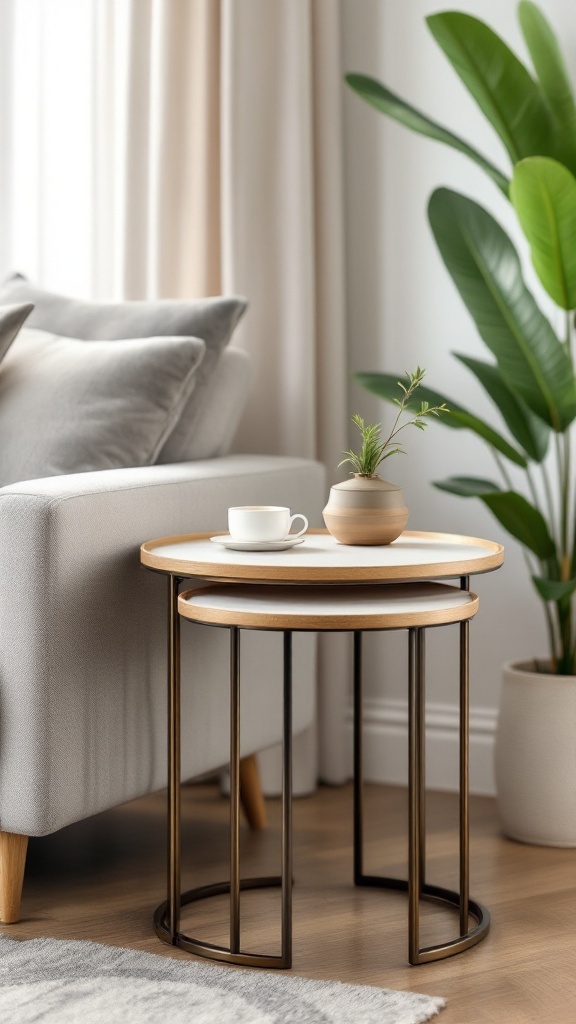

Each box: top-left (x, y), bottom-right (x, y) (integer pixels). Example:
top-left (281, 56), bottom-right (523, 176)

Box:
top-left (0, 936), bottom-right (445, 1023)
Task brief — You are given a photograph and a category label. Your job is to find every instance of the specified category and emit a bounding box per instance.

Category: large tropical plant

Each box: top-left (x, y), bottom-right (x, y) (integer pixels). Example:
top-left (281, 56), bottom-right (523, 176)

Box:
top-left (346, 2), bottom-right (576, 674)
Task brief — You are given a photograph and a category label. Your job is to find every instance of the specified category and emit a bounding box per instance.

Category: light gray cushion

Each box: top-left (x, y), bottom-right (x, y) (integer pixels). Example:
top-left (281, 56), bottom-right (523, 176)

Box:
top-left (157, 346), bottom-right (252, 462)
top-left (0, 275), bottom-right (247, 462)
top-left (0, 327), bottom-right (205, 486)
top-left (0, 302), bottom-right (34, 360)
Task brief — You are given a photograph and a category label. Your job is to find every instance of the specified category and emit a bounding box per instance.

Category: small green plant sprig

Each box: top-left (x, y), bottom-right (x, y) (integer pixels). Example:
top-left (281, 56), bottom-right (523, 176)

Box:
top-left (339, 368), bottom-right (447, 478)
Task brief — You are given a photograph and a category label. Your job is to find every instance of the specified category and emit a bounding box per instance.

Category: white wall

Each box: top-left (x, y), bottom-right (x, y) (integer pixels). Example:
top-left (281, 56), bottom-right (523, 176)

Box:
top-left (340, 0), bottom-right (576, 793)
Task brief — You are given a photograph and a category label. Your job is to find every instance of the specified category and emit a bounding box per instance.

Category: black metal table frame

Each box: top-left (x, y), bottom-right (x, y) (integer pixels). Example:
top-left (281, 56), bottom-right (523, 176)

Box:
top-left (153, 572), bottom-right (489, 968)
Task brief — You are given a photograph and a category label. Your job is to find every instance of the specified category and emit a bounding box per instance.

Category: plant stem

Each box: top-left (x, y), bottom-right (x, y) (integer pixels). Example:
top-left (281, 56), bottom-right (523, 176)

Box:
top-left (526, 464), bottom-right (544, 520)
top-left (565, 311), bottom-right (576, 570)
top-left (492, 450), bottom-right (538, 577)
top-left (552, 414), bottom-right (573, 670)
top-left (493, 450), bottom-right (565, 667)
top-left (564, 434), bottom-right (571, 571)
top-left (378, 396), bottom-right (413, 454)
top-left (527, 465), bottom-right (564, 654)
top-left (543, 598), bottom-right (560, 667)
top-left (555, 433), bottom-right (569, 565)
top-left (556, 598), bottom-right (573, 673)
top-left (561, 307), bottom-right (569, 671)
top-left (492, 449), bottom-right (514, 491)
top-left (382, 414), bottom-right (424, 449)
top-left (540, 459), bottom-right (559, 551)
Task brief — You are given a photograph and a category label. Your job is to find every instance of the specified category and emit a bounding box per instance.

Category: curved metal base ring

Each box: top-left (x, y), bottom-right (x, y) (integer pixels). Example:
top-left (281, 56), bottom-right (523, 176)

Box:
top-left (358, 873), bottom-right (490, 964)
top-left (154, 875), bottom-right (290, 968)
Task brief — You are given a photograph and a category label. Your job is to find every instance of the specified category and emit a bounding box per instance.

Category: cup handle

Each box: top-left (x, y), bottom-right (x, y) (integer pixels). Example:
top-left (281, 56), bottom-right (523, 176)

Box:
top-left (286, 513), bottom-right (308, 540)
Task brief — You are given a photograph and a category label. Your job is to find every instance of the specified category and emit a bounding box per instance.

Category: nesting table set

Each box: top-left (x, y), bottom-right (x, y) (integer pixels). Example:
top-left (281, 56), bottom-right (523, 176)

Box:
top-left (140, 528), bottom-right (504, 968)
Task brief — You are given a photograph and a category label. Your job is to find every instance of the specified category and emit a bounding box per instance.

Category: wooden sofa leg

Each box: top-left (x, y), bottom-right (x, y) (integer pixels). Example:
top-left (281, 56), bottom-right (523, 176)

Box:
top-left (239, 754), bottom-right (267, 830)
top-left (0, 831), bottom-right (28, 924)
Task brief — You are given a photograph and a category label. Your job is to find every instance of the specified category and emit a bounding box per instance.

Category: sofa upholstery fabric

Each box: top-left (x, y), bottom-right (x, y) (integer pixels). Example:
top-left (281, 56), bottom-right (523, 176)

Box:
top-left (0, 455), bottom-right (324, 836)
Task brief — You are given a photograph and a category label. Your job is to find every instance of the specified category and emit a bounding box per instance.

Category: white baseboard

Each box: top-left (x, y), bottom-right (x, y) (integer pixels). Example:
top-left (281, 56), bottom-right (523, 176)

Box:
top-left (345, 698), bottom-right (498, 796)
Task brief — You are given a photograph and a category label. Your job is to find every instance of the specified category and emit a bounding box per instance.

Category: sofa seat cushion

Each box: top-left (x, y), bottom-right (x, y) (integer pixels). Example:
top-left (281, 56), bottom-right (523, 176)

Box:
top-left (0, 275), bottom-right (247, 462)
top-left (0, 327), bottom-right (205, 486)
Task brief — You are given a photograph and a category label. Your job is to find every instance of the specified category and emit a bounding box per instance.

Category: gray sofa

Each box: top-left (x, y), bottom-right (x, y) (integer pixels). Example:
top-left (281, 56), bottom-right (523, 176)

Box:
top-left (0, 286), bottom-right (325, 924)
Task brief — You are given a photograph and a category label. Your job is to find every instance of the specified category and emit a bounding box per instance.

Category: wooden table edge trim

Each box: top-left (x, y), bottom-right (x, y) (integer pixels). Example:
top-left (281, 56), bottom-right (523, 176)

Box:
top-left (177, 590), bottom-right (479, 630)
top-left (140, 530), bottom-right (505, 581)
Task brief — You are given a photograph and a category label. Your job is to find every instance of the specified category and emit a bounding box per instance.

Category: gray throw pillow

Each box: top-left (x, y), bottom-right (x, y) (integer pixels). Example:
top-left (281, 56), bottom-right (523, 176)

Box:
top-left (0, 327), bottom-right (205, 486)
top-left (0, 275), bottom-right (247, 463)
top-left (0, 302), bottom-right (34, 361)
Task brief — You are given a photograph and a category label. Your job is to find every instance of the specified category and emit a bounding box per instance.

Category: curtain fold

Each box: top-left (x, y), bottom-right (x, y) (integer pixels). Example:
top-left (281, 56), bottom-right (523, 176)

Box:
top-left (0, 0), bottom-right (351, 784)
top-left (0, 0), bottom-right (16, 277)
top-left (220, 0), bottom-right (317, 459)
top-left (219, 0), bottom-right (350, 783)
top-left (147, 0), bottom-right (222, 298)
top-left (91, 0), bottom-right (222, 300)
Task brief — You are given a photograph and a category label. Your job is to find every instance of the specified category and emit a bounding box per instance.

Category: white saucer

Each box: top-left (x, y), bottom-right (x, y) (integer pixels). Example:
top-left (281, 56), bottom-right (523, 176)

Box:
top-left (210, 535), bottom-right (306, 552)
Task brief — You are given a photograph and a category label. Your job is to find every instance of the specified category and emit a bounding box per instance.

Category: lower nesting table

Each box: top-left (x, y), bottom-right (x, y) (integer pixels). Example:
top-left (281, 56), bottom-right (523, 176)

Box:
top-left (140, 529), bottom-right (504, 968)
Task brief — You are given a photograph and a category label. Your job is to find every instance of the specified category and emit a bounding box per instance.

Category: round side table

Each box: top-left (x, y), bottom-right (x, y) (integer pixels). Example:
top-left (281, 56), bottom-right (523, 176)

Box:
top-left (140, 529), bottom-right (504, 968)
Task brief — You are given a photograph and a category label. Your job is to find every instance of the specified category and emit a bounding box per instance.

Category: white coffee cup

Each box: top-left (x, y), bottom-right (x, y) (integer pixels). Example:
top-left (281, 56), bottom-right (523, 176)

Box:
top-left (228, 505), bottom-right (308, 543)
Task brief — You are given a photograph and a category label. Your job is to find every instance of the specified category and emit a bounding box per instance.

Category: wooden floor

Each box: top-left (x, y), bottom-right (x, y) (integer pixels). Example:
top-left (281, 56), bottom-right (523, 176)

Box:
top-left (5, 782), bottom-right (576, 1022)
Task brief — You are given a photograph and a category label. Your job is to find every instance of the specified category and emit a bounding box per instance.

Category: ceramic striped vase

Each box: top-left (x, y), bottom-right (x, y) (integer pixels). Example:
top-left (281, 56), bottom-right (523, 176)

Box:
top-left (322, 474), bottom-right (408, 545)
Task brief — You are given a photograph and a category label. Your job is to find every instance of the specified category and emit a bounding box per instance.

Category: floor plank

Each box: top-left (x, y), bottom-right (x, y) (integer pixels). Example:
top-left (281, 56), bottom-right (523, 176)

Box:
top-left (4, 782), bottom-right (576, 1022)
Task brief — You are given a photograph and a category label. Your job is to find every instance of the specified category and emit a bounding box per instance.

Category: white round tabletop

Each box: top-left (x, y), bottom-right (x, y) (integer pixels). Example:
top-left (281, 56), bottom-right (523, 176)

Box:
top-left (140, 529), bottom-right (504, 583)
top-left (178, 581), bottom-right (479, 630)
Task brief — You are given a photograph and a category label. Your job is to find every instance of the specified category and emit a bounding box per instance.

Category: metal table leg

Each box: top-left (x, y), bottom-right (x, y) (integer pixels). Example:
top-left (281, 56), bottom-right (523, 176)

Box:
top-left (167, 573), bottom-right (182, 941)
top-left (353, 622), bottom-right (490, 965)
top-left (154, 622), bottom-right (294, 968)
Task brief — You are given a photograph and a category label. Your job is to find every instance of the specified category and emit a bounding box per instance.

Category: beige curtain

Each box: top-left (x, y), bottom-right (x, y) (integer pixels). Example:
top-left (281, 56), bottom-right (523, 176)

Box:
top-left (198, 0), bottom-right (350, 784)
top-left (2, 0), bottom-right (351, 784)
top-left (91, 0), bottom-right (222, 300)
top-left (102, 0), bottom-right (348, 474)
top-left (140, 0), bottom-right (350, 784)
top-left (219, 0), bottom-right (350, 784)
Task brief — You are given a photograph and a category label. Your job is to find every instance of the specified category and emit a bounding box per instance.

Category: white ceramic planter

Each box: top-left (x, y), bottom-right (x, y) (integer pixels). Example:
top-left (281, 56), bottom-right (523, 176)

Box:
top-left (494, 661), bottom-right (576, 846)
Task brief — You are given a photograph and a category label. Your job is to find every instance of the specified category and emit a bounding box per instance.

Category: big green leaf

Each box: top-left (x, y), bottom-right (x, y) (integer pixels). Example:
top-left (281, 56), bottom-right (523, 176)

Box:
top-left (454, 353), bottom-right (550, 462)
top-left (434, 480), bottom-right (556, 559)
top-left (428, 188), bottom-right (576, 431)
top-left (356, 372), bottom-right (527, 466)
top-left (474, 491), bottom-right (555, 559)
top-left (510, 157), bottom-right (576, 310)
top-left (532, 576), bottom-right (576, 602)
top-left (427, 11), bottom-right (555, 165)
top-left (518, 1), bottom-right (576, 175)
top-left (344, 73), bottom-right (509, 195)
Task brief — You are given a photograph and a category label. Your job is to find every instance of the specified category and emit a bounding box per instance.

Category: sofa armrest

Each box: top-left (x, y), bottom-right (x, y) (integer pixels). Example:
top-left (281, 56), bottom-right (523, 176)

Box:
top-left (0, 455), bottom-right (326, 835)
top-left (0, 452), bottom-right (323, 504)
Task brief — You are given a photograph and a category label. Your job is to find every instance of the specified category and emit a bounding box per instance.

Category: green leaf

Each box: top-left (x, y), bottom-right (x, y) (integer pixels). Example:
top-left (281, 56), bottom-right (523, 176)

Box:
top-left (428, 188), bottom-right (576, 431)
top-left (479, 491), bottom-right (555, 558)
top-left (518, 1), bottom-right (576, 175)
top-left (510, 157), bottom-right (576, 310)
top-left (532, 576), bottom-right (576, 602)
top-left (434, 482), bottom-right (556, 559)
top-left (344, 73), bottom-right (509, 195)
top-left (426, 11), bottom-right (555, 165)
top-left (434, 476), bottom-right (502, 497)
top-left (453, 353), bottom-right (550, 462)
top-left (356, 372), bottom-right (527, 466)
